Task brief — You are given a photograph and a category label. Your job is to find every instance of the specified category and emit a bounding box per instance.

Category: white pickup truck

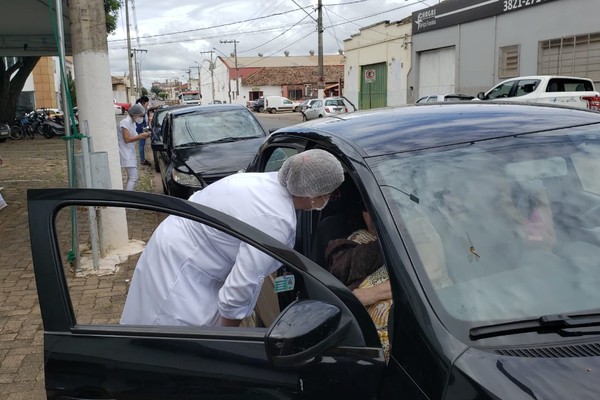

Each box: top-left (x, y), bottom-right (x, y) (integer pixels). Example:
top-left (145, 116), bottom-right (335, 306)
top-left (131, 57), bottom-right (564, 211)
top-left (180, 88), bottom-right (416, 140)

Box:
top-left (476, 75), bottom-right (600, 111)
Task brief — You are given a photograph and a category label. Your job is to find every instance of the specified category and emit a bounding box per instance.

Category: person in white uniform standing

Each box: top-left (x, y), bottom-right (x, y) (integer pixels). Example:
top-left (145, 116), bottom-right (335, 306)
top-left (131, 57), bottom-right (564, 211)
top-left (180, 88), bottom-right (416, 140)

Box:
top-left (118, 103), bottom-right (151, 191)
top-left (121, 149), bottom-right (345, 327)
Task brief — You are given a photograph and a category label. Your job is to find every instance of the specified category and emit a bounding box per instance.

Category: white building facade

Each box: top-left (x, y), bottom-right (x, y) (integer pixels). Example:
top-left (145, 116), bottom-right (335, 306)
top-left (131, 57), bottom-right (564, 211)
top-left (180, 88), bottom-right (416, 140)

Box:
top-left (343, 19), bottom-right (412, 110)
top-left (407, 0), bottom-right (600, 102)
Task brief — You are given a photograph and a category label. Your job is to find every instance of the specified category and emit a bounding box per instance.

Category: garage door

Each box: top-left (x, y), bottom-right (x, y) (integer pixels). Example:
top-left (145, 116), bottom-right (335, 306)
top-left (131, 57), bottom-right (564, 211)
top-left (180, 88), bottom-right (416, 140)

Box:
top-left (360, 62), bottom-right (387, 110)
top-left (418, 47), bottom-right (456, 98)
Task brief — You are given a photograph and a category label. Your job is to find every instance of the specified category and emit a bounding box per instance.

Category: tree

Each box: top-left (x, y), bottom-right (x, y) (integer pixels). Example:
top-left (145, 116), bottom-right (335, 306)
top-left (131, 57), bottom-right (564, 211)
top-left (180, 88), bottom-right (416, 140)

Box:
top-left (150, 86), bottom-right (162, 96)
top-left (0, 0), bottom-right (121, 122)
top-left (141, 87), bottom-right (148, 97)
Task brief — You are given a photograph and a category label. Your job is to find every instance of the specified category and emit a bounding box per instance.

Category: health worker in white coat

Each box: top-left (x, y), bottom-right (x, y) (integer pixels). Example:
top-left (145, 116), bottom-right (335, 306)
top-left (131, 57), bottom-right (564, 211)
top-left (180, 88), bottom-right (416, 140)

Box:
top-left (117, 103), bottom-right (150, 191)
top-left (120, 149), bottom-right (345, 327)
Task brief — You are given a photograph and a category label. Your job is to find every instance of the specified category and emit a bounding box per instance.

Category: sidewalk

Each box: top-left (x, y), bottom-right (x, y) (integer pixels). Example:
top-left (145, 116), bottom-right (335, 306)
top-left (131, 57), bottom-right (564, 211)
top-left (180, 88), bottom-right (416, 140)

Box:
top-left (0, 134), bottom-right (159, 399)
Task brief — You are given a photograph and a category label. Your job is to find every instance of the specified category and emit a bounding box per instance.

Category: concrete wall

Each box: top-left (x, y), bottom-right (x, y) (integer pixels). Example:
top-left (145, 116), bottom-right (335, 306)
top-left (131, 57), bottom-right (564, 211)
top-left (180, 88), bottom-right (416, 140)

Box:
top-left (344, 20), bottom-right (412, 109)
top-left (409, 0), bottom-right (600, 101)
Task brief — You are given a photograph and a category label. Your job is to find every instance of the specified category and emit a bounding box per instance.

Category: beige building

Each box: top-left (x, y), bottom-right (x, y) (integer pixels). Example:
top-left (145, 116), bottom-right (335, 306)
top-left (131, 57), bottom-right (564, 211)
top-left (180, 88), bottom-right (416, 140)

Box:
top-left (343, 18), bottom-right (412, 110)
top-left (31, 56), bottom-right (74, 110)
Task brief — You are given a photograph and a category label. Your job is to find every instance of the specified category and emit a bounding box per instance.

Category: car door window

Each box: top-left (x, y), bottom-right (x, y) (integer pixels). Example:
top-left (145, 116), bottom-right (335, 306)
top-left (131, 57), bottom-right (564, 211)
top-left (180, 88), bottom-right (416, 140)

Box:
top-left (31, 190), bottom-right (384, 399)
top-left (514, 79), bottom-right (540, 97)
top-left (263, 147), bottom-right (303, 172)
top-left (487, 81), bottom-right (515, 99)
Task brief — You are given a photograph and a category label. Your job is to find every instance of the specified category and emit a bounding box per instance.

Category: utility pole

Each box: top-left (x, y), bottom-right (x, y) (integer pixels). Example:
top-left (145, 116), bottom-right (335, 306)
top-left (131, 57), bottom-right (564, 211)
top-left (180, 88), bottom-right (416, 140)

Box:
top-left (317, 0), bottom-right (324, 99)
top-left (200, 50), bottom-right (216, 103)
top-left (124, 0), bottom-right (135, 103)
top-left (220, 39), bottom-right (240, 97)
top-left (69, 0), bottom-right (130, 267)
top-left (132, 48), bottom-right (147, 98)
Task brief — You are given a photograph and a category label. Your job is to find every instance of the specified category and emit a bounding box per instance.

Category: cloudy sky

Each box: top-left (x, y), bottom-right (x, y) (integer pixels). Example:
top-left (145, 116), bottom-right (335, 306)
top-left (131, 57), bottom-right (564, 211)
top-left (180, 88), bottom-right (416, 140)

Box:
top-left (107, 0), bottom-right (436, 88)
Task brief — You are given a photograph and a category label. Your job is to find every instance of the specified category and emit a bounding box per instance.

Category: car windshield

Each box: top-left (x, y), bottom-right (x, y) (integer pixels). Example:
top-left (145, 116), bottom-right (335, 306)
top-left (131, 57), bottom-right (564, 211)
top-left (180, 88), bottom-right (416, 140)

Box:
top-left (369, 124), bottom-right (600, 326)
top-left (181, 93), bottom-right (200, 101)
top-left (172, 109), bottom-right (264, 147)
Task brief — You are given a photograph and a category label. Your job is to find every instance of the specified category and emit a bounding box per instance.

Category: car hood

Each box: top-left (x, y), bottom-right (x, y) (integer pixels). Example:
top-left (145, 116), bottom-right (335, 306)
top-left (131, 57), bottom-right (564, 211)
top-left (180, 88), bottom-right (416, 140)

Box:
top-left (446, 343), bottom-right (600, 399)
top-left (173, 137), bottom-right (264, 174)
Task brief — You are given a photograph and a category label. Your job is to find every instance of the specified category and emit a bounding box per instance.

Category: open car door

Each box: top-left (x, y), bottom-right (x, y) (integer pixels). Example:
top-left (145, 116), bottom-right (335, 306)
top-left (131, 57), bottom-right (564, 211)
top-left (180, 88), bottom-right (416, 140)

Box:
top-left (28, 188), bottom-right (384, 400)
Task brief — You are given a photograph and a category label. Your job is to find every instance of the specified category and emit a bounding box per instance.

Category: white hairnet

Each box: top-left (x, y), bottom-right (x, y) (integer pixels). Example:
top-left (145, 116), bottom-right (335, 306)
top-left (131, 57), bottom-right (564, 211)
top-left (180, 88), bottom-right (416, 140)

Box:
top-left (278, 149), bottom-right (344, 197)
top-left (128, 104), bottom-right (145, 116)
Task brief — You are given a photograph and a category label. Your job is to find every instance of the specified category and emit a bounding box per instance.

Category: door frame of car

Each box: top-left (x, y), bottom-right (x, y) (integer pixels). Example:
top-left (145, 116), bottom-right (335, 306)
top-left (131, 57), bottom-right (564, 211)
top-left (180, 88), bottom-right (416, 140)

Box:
top-left (29, 188), bottom-right (384, 400)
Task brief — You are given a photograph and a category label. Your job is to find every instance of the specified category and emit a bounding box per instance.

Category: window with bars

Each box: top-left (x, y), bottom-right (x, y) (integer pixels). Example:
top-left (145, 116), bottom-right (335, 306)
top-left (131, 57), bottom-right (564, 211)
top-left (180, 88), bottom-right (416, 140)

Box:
top-left (538, 32), bottom-right (600, 82)
top-left (498, 45), bottom-right (520, 79)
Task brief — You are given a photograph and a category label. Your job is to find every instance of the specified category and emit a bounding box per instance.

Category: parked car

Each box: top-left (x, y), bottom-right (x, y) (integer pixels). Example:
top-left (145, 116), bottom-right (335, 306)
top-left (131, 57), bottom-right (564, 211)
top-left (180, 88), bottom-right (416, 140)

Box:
top-left (152, 104), bottom-right (268, 198)
top-left (113, 99), bottom-right (131, 114)
top-left (263, 96), bottom-right (299, 114)
top-left (302, 97), bottom-right (348, 121)
top-left (251, 97), bottom-right (265, 113)
top-left (29, 102), bottom-right (600, 399)
top-left (295, 98), bottom-right (319, 113)
top-left (148, 104), bottom-right (194, 172)
top-left (416, 93), bottom-right (475, 103)
top-left (475, 75), bottom-right (600, 110)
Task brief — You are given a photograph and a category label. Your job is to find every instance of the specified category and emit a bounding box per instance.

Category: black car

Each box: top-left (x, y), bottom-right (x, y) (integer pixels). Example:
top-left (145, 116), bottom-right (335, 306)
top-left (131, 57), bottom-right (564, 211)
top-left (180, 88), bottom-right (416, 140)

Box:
top-left (149, 104), bottom-right (193, 172)
top-left (251, 97), bottom-right (265, 113)
top-left (30, 102), bottom-right (600, 399)
top-left (152, 104), bottom-right (267, 198)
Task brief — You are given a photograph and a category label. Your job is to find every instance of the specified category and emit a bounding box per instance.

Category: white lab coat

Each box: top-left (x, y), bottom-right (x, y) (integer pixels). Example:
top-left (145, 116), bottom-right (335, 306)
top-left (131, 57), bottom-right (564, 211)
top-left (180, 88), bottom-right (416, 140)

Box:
top-left (120, 172), bottom-right (297, 326)
top-left (117, 116), bottom-right (138, 168)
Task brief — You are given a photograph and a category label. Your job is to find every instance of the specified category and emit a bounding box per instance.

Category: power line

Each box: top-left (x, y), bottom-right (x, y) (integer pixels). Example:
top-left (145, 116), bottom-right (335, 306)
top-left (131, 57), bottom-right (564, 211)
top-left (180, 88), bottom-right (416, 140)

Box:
top-left (107, 7), bottom-right (308, 43)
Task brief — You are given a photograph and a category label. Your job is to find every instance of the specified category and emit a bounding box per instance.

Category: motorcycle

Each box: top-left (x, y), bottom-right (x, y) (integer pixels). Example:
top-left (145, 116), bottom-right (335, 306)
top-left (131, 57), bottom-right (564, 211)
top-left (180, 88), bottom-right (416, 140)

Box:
top-left (39, 112), bottom-right (65, 139)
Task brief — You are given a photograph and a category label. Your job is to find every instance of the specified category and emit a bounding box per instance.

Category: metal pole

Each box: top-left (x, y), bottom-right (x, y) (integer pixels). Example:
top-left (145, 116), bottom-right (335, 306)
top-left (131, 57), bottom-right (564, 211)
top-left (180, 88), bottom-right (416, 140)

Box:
top-left (55, 0), bottom-right (79, 270)
top-left (125, 0), bottom-right (135, 103)
top-left (317, 0), bottom-right (324, 99)
top-left (82, 121), bottom-right (101, 270)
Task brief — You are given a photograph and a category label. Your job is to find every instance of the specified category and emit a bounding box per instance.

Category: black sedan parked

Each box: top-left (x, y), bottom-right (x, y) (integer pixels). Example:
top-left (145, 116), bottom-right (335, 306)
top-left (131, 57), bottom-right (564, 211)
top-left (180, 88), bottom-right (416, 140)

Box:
top-left (29, 102), bottom-right (600, 399)
top-left (152, 103), bottom-right (268, 198)
top-left (149, 104), bottom-right (193, 172)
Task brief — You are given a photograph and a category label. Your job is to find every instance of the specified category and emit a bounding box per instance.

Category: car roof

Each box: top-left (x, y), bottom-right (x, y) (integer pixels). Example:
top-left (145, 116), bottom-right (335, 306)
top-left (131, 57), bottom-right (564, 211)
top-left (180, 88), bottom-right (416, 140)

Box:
top-left (169, 103), bottom-right (247, 116)
top-left (273, 102), bottom-right (600, 157)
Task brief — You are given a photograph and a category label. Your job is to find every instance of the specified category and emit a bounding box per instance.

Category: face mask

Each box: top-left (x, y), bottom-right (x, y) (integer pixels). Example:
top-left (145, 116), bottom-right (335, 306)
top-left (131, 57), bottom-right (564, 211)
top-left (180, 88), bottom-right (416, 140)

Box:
top-left (135, 117), bottom-right (144, 124)
top-left (310, 195), bottom-right (329, 211)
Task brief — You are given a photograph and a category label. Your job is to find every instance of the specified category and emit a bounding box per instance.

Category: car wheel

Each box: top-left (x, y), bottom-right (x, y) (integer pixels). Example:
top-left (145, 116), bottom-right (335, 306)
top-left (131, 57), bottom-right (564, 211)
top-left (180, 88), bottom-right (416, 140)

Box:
top-left (318, 115), bottom-right (323, 118)
top-left (269, 108), bottom-right (276, 114)
top-left (258, 106), bottom-right (264, 113)
top-left (302, 114), bottom-right (307, 121)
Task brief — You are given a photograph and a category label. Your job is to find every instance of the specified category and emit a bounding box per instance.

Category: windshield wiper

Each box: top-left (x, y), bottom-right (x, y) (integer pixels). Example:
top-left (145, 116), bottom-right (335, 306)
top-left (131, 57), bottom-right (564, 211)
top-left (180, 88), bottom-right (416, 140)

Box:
top-left (206, 136), bottom-right (259, 144)
top-left (175, 142), bottom-right (207, 148)
top-left (470, 312), bottom-right (600, 340)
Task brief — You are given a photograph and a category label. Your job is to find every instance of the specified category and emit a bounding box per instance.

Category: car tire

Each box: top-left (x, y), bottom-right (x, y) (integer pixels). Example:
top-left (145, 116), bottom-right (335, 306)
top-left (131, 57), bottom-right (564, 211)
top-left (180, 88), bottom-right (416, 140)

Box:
top-left (269, 108), bottom-right (276, 114)
top-left (258, 106), bottom-right (264, 113)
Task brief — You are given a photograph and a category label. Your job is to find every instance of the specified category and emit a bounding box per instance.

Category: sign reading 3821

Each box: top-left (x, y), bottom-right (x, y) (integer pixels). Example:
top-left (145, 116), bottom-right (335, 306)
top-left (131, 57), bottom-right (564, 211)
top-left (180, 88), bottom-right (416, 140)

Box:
top-left (503, 0), bottom-right (549, 12)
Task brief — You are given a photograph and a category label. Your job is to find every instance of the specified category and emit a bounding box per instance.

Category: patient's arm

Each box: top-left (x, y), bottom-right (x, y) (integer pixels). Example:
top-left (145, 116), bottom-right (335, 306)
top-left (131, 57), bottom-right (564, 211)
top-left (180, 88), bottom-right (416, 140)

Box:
top-left (352, 281), bottom-right (391, 306)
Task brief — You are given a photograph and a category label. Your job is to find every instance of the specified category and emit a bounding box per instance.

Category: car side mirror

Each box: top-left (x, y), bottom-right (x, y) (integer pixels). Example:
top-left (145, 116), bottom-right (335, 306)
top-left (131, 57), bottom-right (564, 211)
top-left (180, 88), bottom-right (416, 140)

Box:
top-left (477, 91), bottom-right (486, 100)
top-left (265, 299), bottom-right (348, 367)
top-left (151, 141), bottom-right (167, 152)
top-left (268, 128), bottom-right (278, 134)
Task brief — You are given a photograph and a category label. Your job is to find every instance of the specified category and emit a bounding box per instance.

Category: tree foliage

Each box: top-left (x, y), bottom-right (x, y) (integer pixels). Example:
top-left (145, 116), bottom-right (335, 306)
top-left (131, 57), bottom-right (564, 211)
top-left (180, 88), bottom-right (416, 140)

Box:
top-left (105, 0), bottom-right (122, 35)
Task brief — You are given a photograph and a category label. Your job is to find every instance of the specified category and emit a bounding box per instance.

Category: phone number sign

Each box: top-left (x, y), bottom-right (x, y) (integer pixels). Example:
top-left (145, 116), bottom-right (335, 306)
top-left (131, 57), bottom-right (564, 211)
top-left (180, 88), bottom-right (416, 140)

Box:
top-left (412, 0), bottom-right (558, 34)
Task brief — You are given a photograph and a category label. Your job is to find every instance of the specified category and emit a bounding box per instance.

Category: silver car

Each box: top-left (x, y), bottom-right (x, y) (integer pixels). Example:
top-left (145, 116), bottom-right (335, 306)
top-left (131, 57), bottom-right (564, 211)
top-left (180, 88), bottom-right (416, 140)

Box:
top-left (303, 97), bottom-right (348, 121)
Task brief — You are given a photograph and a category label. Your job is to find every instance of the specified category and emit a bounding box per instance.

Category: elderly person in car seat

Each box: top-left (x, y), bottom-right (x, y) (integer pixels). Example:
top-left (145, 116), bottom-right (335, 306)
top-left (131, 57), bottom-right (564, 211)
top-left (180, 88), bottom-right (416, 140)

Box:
top-left (325, 204), bottom-right (392, 361)
top-left (121, 149), bottom-right (345, 328)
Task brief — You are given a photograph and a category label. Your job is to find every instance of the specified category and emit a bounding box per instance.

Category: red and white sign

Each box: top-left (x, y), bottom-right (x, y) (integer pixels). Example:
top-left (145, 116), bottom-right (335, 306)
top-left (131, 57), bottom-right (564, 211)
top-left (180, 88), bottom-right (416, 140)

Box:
top-left (365, 69), bottom-right (376, 83)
